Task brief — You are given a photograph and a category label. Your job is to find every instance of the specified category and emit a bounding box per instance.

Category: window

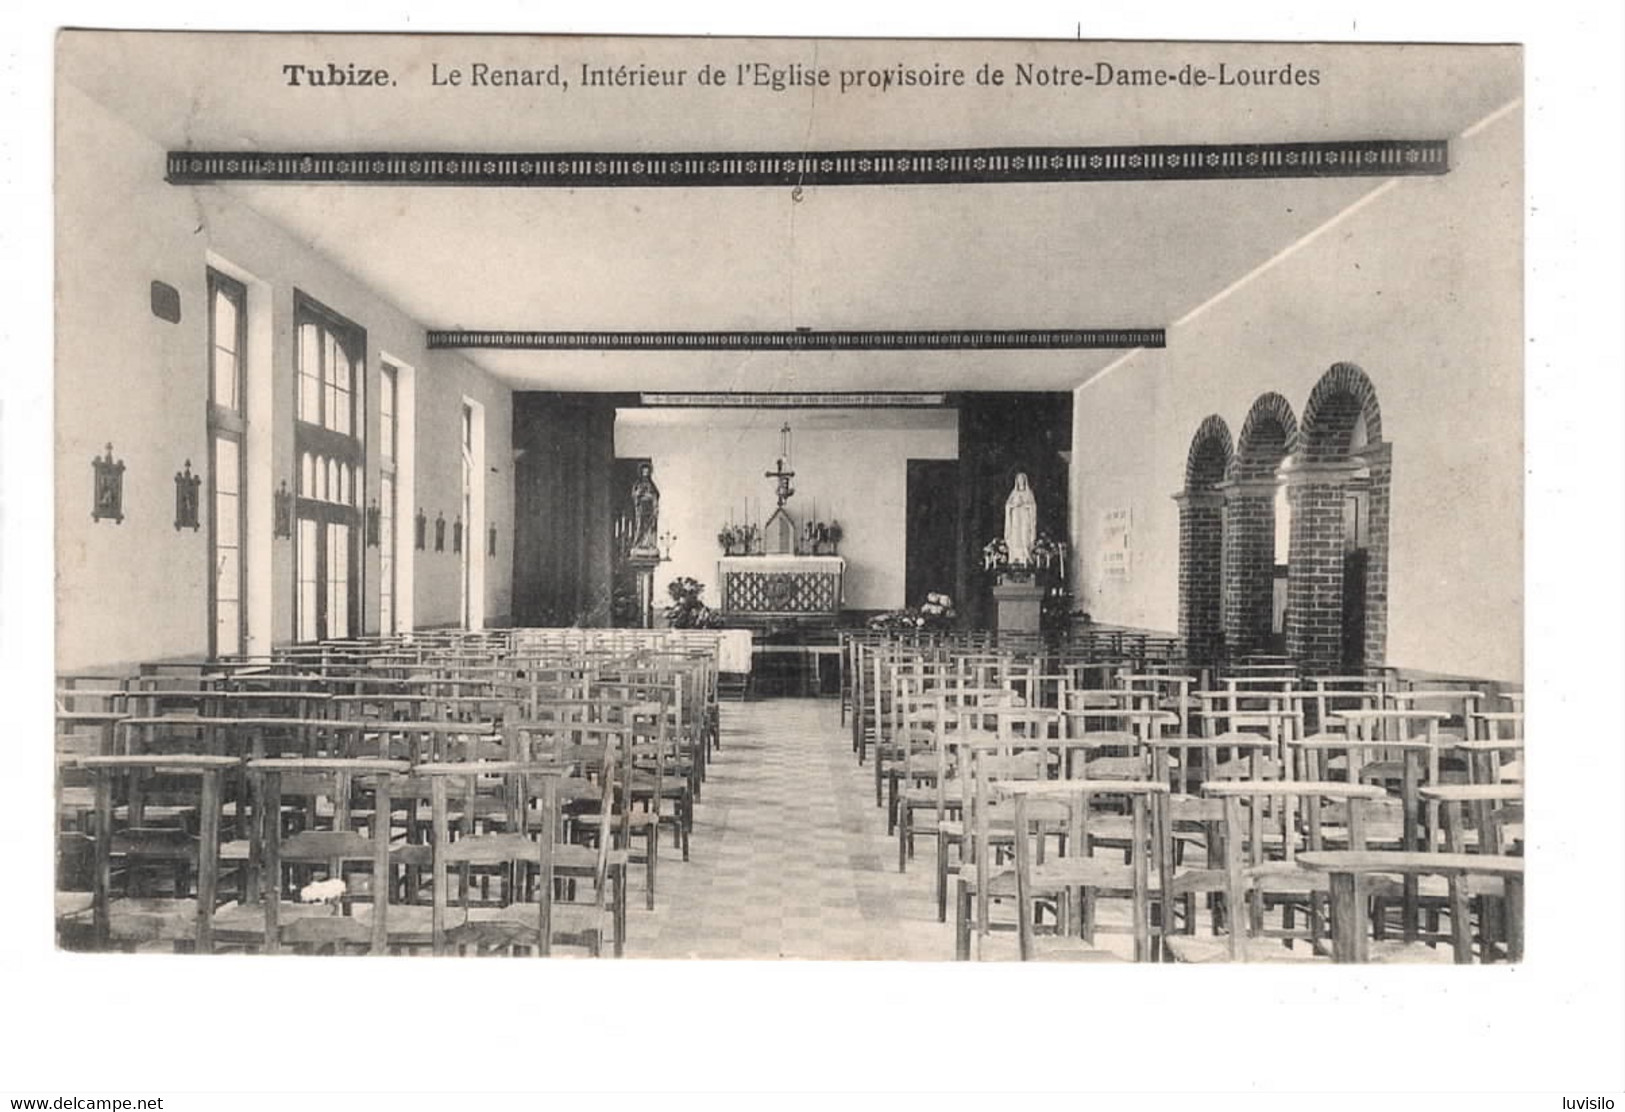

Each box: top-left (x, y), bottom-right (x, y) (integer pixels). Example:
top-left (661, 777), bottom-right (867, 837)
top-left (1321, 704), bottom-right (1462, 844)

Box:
top-left (297, 313), bottom-right (358, 434)
top-left (293, 293), bottom-right (365, 641)
top-left (379, 363), bottom-right (398, 635)
top-left (207, 269), bottom-right (248, 658)
top-left (460, 402), bottom-right (473, 628)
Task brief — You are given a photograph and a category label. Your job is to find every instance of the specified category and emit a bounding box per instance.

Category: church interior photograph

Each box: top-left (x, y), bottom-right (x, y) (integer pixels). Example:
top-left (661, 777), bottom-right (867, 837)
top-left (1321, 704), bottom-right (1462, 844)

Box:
top-left (50, 31), bottom-right (1525, 963)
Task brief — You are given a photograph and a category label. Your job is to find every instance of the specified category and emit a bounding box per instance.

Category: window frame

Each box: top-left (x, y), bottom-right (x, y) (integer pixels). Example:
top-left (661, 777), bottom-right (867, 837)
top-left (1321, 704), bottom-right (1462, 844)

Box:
top-left (206, 268), bottom-right (248, 659)
top-left (379, 362), bottom-right (399, 635)
top-left (293, 291), bottom-right (366, 642)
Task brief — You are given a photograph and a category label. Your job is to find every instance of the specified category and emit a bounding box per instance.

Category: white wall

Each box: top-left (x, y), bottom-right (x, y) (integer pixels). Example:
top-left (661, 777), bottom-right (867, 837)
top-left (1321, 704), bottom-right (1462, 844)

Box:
top-left (56, 85), bottom-right (514, 671)
top-left (1070, 110), bottom-right (1522, 683)
top-left (614, 408), bottom-right (957, 612)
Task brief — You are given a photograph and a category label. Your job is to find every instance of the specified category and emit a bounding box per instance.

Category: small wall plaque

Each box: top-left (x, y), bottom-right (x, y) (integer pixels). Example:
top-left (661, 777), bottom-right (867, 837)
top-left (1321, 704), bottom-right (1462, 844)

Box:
top-left (173, 460), bottom-right (201, 530)
top-left (150, 280), bottom-right (181, 324)
top-left (91, 443), bottom-right (125, 524)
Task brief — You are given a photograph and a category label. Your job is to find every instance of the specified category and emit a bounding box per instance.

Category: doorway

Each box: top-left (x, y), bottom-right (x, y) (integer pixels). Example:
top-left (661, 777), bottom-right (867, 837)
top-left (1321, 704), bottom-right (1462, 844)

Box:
top-left (905, 459), bottom-right (959, 609)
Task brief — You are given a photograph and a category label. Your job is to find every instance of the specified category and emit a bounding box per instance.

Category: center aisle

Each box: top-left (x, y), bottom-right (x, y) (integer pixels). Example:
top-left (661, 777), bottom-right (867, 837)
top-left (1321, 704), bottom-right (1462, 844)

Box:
top-left (624, 697), bottom-right (952, 960)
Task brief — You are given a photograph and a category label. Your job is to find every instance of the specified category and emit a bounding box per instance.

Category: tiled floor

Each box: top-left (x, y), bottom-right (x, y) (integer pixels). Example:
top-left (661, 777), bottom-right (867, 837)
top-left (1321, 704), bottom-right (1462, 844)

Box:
top-left (624, 697), bottom-right (958, 960)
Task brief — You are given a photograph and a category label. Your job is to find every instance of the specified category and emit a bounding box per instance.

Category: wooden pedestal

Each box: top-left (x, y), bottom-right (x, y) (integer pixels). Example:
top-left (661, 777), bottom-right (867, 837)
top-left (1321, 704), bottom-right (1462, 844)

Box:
top-left (992, 580), bottom-right (1044, 635)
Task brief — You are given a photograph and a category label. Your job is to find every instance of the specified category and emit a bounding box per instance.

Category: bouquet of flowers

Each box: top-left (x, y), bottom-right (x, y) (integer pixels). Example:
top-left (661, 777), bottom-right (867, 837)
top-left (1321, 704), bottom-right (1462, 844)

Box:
top-left (868, 591), bottom-right (957, 632)
top-left (1030, 532), bottom-right (1062, 570)
top-left (717, 523), bottom-right (759, 555)
top-left (801, 519), bottom-right (844, 555)
top-left (664, 576), bottom-right (725, 629)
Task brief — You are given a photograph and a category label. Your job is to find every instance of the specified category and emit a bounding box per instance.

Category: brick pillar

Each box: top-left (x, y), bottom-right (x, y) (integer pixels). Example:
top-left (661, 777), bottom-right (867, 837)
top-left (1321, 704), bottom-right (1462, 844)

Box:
top-left (1361, 443), bottom-right (1393, 670)
top-left (1175, 490), bottom-right (1225, 666)
top-left (1219, 478), bottom-right (1278, 659)
top-left (1283, 459), bottom-right (1365, 675)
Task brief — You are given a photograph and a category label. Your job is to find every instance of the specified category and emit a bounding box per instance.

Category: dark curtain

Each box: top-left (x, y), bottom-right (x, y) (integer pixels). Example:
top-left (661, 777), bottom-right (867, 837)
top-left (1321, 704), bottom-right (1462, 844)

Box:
top-left (906, 459), bottom-right (960, 609)
top-left (953, 393), bottom-right (1073, 629)
top-left (512, 394), bottom-right (619, 627)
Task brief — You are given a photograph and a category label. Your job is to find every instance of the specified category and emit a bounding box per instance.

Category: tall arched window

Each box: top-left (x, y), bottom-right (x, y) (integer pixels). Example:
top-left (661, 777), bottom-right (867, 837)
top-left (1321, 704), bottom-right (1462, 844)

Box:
top-left (206, 268), bottom-right (247, 658)
top-left (378, 362), bottom-right (399, 635)
top-left (293, 292), bottom-right (365, 642)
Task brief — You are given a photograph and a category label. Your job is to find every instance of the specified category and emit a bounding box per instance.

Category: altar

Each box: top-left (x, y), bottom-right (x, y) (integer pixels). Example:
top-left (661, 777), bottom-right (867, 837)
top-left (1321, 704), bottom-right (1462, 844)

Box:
top-left (718, 555), bottom-right (846, 618)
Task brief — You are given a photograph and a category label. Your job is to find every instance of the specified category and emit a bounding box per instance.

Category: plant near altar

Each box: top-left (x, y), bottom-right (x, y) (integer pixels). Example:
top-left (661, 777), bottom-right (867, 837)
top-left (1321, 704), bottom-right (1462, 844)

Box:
top-left (717, 522), bottom-right (760, 556)
top-left (800, 518), bottom-right (844, 555)
top-left (664, 576), bottom-right (725, 629)
top-left (868, 591), bottom-right (957, 632)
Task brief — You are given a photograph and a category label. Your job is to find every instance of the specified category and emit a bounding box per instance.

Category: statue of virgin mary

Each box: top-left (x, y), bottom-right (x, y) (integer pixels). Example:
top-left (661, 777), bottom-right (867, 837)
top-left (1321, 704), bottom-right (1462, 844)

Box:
top-left (1004, 472), bottom-right (1038, 566)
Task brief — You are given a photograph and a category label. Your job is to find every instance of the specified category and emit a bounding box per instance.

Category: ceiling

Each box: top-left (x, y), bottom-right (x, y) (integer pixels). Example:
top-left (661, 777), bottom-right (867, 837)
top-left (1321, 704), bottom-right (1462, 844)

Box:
top-left (60, 32), bottom-right (1522, 392)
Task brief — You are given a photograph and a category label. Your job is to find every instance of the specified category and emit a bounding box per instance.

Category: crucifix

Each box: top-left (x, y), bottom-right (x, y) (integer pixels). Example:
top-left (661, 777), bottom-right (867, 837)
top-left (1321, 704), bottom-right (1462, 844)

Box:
top-left (765, 458), bottom-right (796, 508)
top-left (765, 421), bottom-right (796, 508)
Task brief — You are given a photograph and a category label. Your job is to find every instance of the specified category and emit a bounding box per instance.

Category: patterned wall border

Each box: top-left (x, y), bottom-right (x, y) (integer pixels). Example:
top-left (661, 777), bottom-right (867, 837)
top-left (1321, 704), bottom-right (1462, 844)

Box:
top-left (642, 393), bottom-right (948, 407)
top-left (428, 328), bottom-right (1164, 351)
top-left (166, 140), bottom-right (1447, 188)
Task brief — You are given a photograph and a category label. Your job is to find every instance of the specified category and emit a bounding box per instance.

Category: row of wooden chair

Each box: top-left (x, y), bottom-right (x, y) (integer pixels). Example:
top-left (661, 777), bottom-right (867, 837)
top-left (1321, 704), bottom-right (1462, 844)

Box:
top-left (56, 631), bottom-right (730, 956)
top-left (853, 634), bottom-right (1523, 963)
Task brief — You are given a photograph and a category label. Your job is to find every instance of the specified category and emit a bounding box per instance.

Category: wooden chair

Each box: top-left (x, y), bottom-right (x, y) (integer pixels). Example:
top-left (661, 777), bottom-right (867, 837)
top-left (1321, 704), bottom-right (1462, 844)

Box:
top-left (1418, 782), bottom-right (1525, 961)
top-left (414, 761), bottom-right (606, 956)
top-left (953, 731), bottom-right (1049, 960)
top-left (74, 754), bottom-right (238, 952)
top-left (1296, 850), bottom-right (1523, 963)
top-left (1465, 711), bottom-right (1524, 785)
top-left (1165, 780), bottom-right (1394, 962)
top-left (213, 757), bottom-right (408, 954)
top-left (1296, 675), bottom-right (1386, 736)
top-left (582, 697), bottom-right (673, 906)
top-left (530, 721), bottom-right (629, 956)
top-left (1117, 671), bottom-right (1199, 739)
top-left (1002, 777), bottom-right (1172, 961)
top-left (1387, 688), bottom-right (1486, 742)
top-left (930, 689), bottom-right (1027, 920)
top-left (885, 674), bottom-right (955, 835)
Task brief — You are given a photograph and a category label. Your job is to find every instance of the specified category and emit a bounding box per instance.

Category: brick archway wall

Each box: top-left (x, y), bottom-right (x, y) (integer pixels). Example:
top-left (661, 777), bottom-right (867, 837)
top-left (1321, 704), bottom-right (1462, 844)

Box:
top-left (1221, 392), bottom-right (1299, 659)
top-left (1229, 391), bottom-right (1300, 480)
top-left (1288, 363), bottom-right (1390, 673)
top-left (1178, 415), bottom-right (1232, 666)
top-left (1301, 361), bottom-right (1383, 461)
top-left (1185, 414), bottom-right (1233, 492)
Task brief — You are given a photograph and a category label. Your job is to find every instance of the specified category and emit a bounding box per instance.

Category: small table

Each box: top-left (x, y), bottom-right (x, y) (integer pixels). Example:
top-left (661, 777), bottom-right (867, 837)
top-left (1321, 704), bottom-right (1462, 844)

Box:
top-left (1295, 850), bottom-right (1523, 963)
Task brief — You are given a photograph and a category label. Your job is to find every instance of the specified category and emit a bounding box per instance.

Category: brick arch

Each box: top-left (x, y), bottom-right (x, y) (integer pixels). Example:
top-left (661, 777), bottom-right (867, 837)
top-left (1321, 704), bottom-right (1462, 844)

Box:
top-left (1178, 415), bottom-right (1231, 665)
top-left (1286, 362), bottom-right (1391, 674)
top-left (1184, 415), bottom-right (1233, 492)
top-left (1229, 392), bottom-right (1299, 481)
top-left (1300, 362), bottom-right (1382, 462)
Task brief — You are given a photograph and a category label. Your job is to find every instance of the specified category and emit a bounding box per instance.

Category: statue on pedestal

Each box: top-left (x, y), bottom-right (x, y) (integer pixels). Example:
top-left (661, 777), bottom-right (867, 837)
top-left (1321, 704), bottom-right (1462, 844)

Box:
top-left (630, 462), bottom-right (660, 556)
top-left (1004, 472), bottom-right (1038, 566)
